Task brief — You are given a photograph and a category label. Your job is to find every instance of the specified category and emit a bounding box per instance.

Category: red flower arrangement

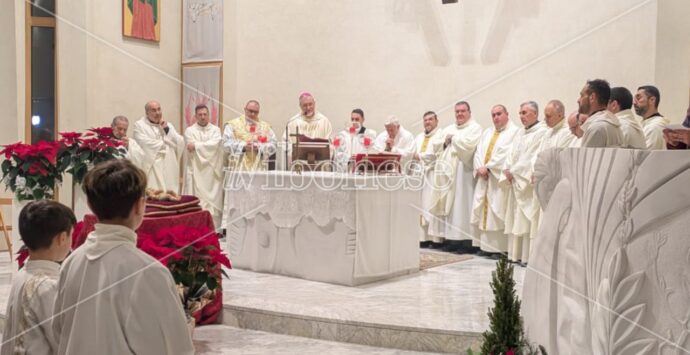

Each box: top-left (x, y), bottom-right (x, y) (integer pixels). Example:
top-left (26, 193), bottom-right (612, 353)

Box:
top-left (17, 222), bottom-right (230, 324)
top-left (58, 127), bottom-right (125, 184)
top-left (1, 140), bottom-right (62, 201)
top-left (137, 225), bottom-right (230, 319)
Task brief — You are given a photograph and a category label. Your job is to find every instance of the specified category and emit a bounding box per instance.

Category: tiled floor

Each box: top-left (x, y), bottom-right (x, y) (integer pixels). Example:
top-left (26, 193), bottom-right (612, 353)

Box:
top-left (0, 249), bottom-right (526, 353)
top-left (222, 252), bottom-right (525, 334)
top-left (194, 325), bottom-right (441, 354)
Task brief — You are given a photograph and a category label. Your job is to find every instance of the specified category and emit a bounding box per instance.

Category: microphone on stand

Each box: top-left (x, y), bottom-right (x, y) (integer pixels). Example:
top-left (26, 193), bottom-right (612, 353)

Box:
top-left (284, 115), bottom-right (302, 170)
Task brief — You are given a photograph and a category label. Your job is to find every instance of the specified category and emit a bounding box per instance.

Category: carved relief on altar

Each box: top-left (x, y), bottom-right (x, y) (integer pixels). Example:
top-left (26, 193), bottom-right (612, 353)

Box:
top-left (524, 148), bottom-right (690, 354)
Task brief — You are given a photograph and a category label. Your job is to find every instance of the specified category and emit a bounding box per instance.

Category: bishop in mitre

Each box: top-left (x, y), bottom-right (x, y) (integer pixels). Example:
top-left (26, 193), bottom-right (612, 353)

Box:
top-left (183, 104), bottom-right (224, 228)
top-left (429, 102), bottom-right (482, 250)
top-left (470, 104), bottom-right (519, 255)
top-left (131, 100), bottom-right (184, 193)
top-left (223, 100), bottom-right (277, 171)
top-left (528, 100), bottom-right (574, 245)
top-left (502, 101), bottom-right (547, 264)
top-left (412, 111), bottom-right (444, 245)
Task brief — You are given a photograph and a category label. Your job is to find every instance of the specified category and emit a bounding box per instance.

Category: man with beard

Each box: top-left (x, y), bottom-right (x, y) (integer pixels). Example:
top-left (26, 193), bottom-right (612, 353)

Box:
top-left (635, 85), bottom-right (669, 149)
top-left (577, 79), bottom-right (623, 148)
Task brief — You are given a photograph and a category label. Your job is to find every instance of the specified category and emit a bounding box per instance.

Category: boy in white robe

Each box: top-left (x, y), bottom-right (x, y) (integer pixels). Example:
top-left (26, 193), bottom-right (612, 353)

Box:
top-left (1, 200), bottom-right (76, 355)
top-left (53, 159), bottom-right (194, 355)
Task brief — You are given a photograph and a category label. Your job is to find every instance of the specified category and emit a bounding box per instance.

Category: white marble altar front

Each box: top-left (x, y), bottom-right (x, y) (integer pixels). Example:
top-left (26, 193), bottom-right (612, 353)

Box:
top-left (222, 171), bottom-right (421, 286)
top-left (524, 148), bottom-right (690, 354)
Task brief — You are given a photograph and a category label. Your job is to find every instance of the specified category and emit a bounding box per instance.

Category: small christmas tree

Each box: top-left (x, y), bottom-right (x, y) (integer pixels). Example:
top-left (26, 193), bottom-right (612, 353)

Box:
top-left (481, 256), bottom-right (525, 355)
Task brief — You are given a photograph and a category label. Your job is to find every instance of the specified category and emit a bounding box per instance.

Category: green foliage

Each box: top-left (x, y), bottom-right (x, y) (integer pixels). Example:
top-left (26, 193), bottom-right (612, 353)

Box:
top-left (481, 256), bottom-right (525, 355)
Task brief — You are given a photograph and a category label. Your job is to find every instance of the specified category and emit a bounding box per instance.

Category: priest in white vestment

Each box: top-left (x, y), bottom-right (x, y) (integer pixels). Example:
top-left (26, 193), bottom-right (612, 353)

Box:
top-left (502, 101), bottom-right (547, 263)
top-left (183, 105), bottom-right (224, 228)
top-left (373, 116), bottom-right (416, 163)
top-left (53, 160), bottom-right (194, 355)
top-left (635, 85), bottom-right (669, 150)
top-left (470, 105), bottom-right (519, 254)
top-left (283, 92), bottom-right (333, 141)
top-left (110, 115), bottom-right (143, 160)
top-left (413, 111), bottom-right (444, 244)
top-left (336, 108), bottom-right (377, 158)
top-left (566, 111), bottom-right (588, 148)
top-left (223, 100), bottom-right (277, 171)
top-left (577, 80), bottom-right (623, 148)
top-left (528, 100), bottom-right (574, 246)
top-left (429, 102), bottom-right (482, 247)
top-left (131, 100), bottom-right (184, 192)
top-left (607, 87), bottom-right (647, 149)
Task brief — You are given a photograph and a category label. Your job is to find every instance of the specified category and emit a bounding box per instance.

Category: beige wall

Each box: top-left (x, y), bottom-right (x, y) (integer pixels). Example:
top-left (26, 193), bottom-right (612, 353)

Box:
top-left (1, 0), bottom-right (689, 147)
top-left (2, 0), bottom-right (182, 204)
top-left (655, 0), bottom-right (690, 121)
top-left (223, 0), bottom-right (688, 133)
top-left (58, 0), bottom-right (182, 132)
top-left (0, 1), bottom-right (19, 147)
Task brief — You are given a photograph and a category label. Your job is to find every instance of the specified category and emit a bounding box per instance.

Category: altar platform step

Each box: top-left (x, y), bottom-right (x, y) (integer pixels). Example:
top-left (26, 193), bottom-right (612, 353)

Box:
top-left (195, 324), bottom-right (439, 354)
top-left (220, 255), bottom-right (525, 354)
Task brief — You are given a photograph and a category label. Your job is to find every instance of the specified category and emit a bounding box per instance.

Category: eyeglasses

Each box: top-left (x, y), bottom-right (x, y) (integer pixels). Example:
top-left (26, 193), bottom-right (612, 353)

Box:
top-left (245, 109), bottom-right (259, 115)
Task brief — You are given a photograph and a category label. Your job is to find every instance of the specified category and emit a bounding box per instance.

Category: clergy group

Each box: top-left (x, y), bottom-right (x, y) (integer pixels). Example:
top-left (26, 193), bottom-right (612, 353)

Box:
top-left (110, 80), bottom-right (685, 266)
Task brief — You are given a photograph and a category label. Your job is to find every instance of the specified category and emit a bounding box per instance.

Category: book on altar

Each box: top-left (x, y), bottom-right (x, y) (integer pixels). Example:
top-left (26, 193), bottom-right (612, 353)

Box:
top-left (352, 153), bottom-right (401, 173)
top-left (297, 134), bottom-right (330, 143)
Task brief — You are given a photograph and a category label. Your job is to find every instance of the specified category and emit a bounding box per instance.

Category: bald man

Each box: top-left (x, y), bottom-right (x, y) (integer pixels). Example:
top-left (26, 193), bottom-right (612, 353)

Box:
top-left (131, 100), bottom-right (185, 193)
top-left (283, 92), bottom-right (333, 142)
top-left (567, 111), bottom-right (587, 147)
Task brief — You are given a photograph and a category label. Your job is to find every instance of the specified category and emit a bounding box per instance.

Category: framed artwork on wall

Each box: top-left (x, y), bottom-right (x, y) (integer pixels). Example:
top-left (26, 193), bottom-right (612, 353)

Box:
top-left (182, 0), bottom-right (223, 63)
top-left (181, 63), bottom-right (223, 129)
top-left (123, 0), bottom-right (161, 42)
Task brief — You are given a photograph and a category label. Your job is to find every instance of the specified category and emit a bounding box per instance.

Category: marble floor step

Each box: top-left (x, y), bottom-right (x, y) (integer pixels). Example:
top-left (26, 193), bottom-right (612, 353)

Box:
top-left (217, 256), bottom-right (523, 354)
top-left (222, 303), bottom-right (480, 354)
top-left (194, 324), bottom-right (443, 354)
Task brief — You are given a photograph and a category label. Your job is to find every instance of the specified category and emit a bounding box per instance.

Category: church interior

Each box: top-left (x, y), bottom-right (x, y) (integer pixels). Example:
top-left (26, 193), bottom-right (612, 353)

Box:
top-left (1, 0), bottom-right (690, 354)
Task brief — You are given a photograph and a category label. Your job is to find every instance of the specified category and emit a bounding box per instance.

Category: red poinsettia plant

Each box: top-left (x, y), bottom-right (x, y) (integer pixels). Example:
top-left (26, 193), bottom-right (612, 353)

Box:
top-left (58, 127), bottom-right (126, 185)
top-left (1, 140), bottom-right (62, 201)
top-left (137, 225), bottom-right (231, 316)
